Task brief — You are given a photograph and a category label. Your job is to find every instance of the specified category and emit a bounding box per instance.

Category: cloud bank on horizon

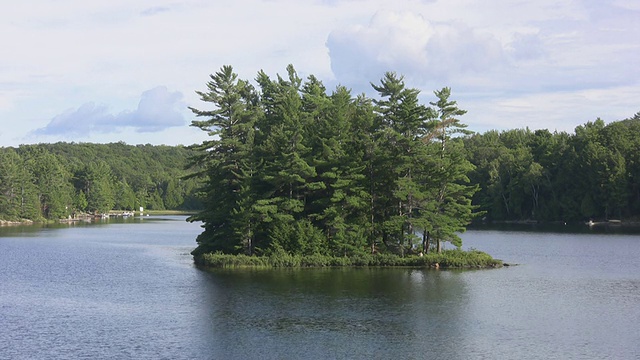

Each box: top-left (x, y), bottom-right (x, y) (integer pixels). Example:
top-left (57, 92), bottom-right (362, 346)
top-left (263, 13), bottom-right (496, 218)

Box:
top-left (1, 0), bottom-right (638, 146)
top-left (32, 86), bottom-right (185, 137)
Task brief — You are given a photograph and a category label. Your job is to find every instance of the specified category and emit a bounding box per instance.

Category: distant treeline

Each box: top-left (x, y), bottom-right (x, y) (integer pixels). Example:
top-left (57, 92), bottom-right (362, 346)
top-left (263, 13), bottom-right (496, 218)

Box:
top-left (465, 114), bottom-right (640, 222)
top-left (0, 142), bottom-right (202, 221)
top-left (2, 103), bottom-right (637, 233)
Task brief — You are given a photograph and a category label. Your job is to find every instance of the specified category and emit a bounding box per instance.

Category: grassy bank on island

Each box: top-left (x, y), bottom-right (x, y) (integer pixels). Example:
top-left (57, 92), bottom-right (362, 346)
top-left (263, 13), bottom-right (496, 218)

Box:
top-left (194, 249), bottom-right (502, 269)
top-left (141, 209), bottom-right (200, 216)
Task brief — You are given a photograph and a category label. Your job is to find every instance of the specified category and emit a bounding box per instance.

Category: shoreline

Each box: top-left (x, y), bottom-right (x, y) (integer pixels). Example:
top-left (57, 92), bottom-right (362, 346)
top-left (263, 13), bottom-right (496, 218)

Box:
top-left (478, 219), bottom-right (640, 226)
top-left (0, 219), bottom-right (34, 227)
top-left (1, 210), bottom-right (199, 227)
top-left (194, 249), bottom-right (503, 270)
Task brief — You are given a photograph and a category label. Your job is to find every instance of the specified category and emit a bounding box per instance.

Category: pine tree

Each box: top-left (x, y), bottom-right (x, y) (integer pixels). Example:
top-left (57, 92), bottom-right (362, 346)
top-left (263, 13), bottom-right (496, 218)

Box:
top-left (188, 65), bottom-right (260, 255)
top-left (423, 88), bottom-right (479, 252)
top-left (304, 83), bottom-right (371, 256)
top-left (371, 72), bottom-right (432, 255)
top-left (253, 65), bottom-right (318, 253)
top-left (186, 65), bottom-right (481, 258)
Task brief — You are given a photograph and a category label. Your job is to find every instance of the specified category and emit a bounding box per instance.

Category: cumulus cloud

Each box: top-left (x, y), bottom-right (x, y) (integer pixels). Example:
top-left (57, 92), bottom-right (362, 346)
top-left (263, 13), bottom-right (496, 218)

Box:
top-left (115, 86), bottom-right (186, 132)
top-left (326, 4), bottom-right (640, 117)
top-left (32, 86), bottom-right (186, 137)
top-left (39, 103), bottom-right (115, 135)
top-left (327, 11), bottom-right (506, 89)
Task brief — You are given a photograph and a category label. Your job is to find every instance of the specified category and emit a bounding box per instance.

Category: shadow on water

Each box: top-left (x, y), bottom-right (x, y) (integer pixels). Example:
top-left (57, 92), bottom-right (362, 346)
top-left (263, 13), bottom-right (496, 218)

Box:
top-left (194, 267), bottom-right (474, 359)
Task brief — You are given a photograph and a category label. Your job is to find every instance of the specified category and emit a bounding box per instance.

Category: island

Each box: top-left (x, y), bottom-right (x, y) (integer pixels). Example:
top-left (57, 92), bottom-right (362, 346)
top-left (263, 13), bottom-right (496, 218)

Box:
top-left (186, 65), bottom-right (500, 269)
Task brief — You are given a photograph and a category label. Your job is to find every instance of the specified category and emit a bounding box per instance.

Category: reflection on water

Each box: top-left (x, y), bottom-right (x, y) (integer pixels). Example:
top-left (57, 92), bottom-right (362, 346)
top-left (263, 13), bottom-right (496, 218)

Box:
top-left (199, 268), bottom-right (471, 359)
top-left (469, 221), bottom-right (640, 235)
top-left (1, 217), bottom-right (639, 359)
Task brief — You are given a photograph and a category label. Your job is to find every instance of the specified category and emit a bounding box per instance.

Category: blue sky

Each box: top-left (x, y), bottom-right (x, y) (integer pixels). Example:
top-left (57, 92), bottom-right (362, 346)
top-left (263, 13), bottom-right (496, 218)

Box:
top-left (1, 0), bottom-right (638, 146)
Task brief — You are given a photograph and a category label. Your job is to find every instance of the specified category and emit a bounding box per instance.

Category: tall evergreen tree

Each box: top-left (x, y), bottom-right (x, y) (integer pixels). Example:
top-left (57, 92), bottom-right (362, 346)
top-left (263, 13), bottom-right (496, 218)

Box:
top-left (253, 65), bottom-right (318, 252)
top-left (114, 179), bottom-right (137, 210)
top-left (371, 72), bottom-right (432, 255)
top-left (423, 88), bottom-right (479, 252)
top-left (188, 65), bottom-right (260, 255)
top-left (304, 83), bottom-right (370, 255)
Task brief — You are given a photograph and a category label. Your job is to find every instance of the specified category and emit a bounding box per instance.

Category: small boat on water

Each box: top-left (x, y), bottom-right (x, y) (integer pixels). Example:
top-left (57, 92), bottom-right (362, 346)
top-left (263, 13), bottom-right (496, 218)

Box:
top-left (587, 219), bottom-right (622, 227)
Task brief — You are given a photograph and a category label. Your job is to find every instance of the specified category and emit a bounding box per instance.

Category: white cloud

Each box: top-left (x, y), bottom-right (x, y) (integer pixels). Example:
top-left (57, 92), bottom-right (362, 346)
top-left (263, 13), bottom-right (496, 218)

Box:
top-left (0, 0), bottom-right (638, 146)
top-left (37, 102), bottom-right (115, 136)
top-left (31, 86), bottom-right (186, 137)
top-left (326, 2), bottom-right (639, 134)
top-left (140, 6), bottom-right (171, 17)
top-left (327, 11), bottom-right (506, 90)
top-left (116, 86), bottom-right (186, 132)
top-left (463, 84), bottom-right (640, 134)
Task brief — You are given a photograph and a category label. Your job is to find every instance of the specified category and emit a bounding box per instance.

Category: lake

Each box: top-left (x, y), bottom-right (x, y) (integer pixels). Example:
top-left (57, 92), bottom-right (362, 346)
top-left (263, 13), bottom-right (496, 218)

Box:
top-left (1, 217), bottom-right (639, 359)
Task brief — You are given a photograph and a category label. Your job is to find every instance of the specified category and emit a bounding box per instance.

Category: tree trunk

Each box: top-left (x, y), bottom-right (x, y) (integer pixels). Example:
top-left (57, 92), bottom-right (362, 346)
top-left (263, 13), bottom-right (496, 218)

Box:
top-left (422, 231), bottom-right (430, 254)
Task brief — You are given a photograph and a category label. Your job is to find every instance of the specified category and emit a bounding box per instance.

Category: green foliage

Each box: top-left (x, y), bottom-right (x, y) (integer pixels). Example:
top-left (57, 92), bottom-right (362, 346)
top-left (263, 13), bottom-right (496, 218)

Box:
top-left (196, 252), bottom-right (269, 268)
top-left (21, 148), bottom-right (73, 219)
top-left (464, 114), bottom-right (640, 222)
top-left (114, 181), bottom-right (136, 210)
top-left (0, 143), bottom-right (201, 221)
top-left (189, 65), bottom-right (481, 258)
top-left (162, 179), bottom-right (183, 210)
top-left (80, 161), bottom-right (116, 214)
top-left (267, 219), bottom-right (328, 256)
top-left (194, 249), bottom-right (502, 269)
top-left (0, 148), bottom-right (40, 220)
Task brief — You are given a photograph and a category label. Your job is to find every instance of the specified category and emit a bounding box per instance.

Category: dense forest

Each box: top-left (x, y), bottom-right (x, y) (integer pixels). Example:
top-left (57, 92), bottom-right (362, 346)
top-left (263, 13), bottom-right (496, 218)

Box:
top-left (0, 142), bottom-right (201, 221)
top-left (465, 114), bottom-right (640, 223)
top-left (188, 65), bottom-right (478, 257)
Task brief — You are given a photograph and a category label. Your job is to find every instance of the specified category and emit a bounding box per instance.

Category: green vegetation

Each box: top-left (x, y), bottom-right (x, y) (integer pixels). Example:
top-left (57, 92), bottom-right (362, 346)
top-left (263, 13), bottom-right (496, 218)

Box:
top-left (3, 64), bottom-right (636, 269)
top-left (195, 249), bottom-right (502, 269)
top-left (464, 114), bottom-right (640, 222)
top-left (187, 64), bottom-right (639, 268)
top-left (0, 142), bottom-right (202, 222)
top-left (187, 64), bottom-right (481, 263)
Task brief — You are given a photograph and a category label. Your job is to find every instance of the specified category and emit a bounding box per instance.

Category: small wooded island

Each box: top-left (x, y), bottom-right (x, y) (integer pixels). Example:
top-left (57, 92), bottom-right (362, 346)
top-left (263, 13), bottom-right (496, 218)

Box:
top-left (186, 64), bottom-right (500, 269)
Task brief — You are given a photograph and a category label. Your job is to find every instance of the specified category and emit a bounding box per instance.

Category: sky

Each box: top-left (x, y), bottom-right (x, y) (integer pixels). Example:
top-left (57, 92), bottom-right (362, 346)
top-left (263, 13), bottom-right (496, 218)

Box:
top-left (1, 0), bottom-right (639, 147)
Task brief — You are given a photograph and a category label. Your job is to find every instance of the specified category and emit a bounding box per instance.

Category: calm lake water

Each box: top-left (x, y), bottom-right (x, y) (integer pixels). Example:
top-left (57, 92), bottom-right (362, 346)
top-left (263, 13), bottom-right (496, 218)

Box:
top-left (1, 217), bottom-right (639, 359)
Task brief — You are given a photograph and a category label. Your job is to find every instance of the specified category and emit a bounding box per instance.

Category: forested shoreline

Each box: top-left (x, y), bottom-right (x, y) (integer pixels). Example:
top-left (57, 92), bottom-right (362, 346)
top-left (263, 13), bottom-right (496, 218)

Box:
top-left (0, 142), bottom-right (201, 222)
top-left (2, 64), bottom-right (638, 268)
top-left (465, 114), bottom-right (640, 223)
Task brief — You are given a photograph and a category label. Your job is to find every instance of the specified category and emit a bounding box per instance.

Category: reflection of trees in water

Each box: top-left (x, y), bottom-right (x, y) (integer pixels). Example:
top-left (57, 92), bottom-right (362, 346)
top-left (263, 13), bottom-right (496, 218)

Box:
top-left (200, 268), bottom-right (470, 358)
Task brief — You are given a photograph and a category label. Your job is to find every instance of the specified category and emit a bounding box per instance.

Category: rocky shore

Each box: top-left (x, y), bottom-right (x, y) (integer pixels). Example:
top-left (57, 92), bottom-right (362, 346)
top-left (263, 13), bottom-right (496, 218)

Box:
top-left (0, 219), bottom-right (34, 226)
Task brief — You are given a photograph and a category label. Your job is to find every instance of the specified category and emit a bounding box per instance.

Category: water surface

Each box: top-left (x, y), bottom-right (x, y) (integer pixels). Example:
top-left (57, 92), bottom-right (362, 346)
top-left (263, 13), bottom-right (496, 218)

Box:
top-left (1, 218), bottom-right (638, 359)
